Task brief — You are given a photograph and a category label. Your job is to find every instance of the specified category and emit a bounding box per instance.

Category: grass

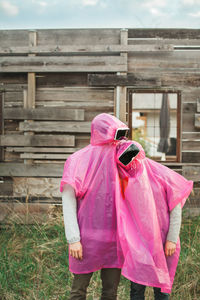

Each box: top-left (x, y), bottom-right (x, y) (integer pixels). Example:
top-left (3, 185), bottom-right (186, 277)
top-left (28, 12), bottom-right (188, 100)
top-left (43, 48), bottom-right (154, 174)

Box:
top-left (0, 209), bottom-right (199, 300)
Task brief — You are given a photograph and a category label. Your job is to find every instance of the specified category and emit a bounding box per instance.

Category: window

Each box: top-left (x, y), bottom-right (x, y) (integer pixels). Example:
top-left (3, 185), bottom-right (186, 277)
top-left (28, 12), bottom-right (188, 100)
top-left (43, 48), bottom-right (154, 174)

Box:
top-left (128, 90), bottom-right (181, 162)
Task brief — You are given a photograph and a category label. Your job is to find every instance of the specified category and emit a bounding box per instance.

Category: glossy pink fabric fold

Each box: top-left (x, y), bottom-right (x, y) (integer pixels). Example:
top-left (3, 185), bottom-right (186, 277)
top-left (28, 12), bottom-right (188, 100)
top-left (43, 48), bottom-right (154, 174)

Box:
top-left (115, 140), bottom-right (193, 293)
top-left (60, 113), bottom-right (193, 293)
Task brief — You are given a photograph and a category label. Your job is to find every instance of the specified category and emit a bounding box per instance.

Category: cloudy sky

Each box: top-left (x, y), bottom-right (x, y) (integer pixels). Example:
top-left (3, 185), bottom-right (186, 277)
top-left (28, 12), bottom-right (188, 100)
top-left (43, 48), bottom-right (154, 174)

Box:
top-left (0, 0), bottom-right (200, 29)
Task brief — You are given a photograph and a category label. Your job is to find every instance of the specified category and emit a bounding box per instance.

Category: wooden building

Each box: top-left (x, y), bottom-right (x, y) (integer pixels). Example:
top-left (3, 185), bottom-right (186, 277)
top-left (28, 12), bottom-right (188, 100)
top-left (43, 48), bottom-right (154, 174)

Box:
top-left (0, 28), bottom-right (200, 222)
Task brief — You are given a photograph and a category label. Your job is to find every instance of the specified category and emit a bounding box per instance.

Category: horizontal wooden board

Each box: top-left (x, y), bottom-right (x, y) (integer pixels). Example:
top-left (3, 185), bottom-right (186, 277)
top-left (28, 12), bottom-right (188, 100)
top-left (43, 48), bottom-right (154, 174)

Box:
top-left (128, 39), bottom-right (200, 46)
top-left (88, 74), bottom-right (161, 87)
top-left (0, 30), bottom-right (29, 47)
top-left (0, 178), bottom-right (13, 196)
top-left (0, 44), bottom-right (173, 54)
top-left (6, 147), bottom-right (80, 153)
top-left (37, 29), bottom-right (120, 46)
top-left (19, 121), bottom-right (91, 133)
top-left (182, 152), bottom-right (200, 163)
top-left (36, 87), bottom-right (114, 101)
top-left (183, 166), bottom-right (200, 181)
top-left (4, 108), bottom-right (85, 121)
top-left (182, 132), bottom-right (200, 139)
top-left (128, 29), bottom-right (200, 39)
top-left (35, 102), bottom-right (114, 112)
top-left (182, 141), bottom-right (200, 151)
top-left (36, 73), bottom-right (88, 87)
top-left (195, 114), bottom-right (200, 128)
top-left (13, 177), bottom-right (61, 198)
top-left (182, 103), bottom-right (196, 113)
top-left (182, 88), bottom-right (200, 103)
top-left (0, 163), bottom-right (63, 177)
top-left (128, 51), bottom-right (200, 71)
top-left (182, 113), bottom-right (199, 132)
top-left (0, 56), bottom-right (127, 73)
top-left (20, 153), bottom-right (70, 159)
top-left (0, 134), bottom-right (75, 147)
top-left (4, 151), bottom-right (21, 162)
top-left (4, 91), bottom-right (24, 102)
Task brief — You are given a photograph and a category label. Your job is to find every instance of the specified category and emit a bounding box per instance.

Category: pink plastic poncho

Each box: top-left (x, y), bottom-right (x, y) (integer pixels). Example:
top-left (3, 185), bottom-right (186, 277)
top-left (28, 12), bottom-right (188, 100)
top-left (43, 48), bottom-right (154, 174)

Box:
top-left (60, 113), bottom-right (193, 293)
top-left (60, 113), bottom-right (129, 273)
top-left (115, 140), bottom-right (193, 293)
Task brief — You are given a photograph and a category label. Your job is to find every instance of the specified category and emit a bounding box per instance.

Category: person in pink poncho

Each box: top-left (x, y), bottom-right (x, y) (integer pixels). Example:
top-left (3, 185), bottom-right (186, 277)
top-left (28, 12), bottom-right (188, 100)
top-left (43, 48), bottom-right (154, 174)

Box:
top-left (60, 113), bottom-right (193, 300)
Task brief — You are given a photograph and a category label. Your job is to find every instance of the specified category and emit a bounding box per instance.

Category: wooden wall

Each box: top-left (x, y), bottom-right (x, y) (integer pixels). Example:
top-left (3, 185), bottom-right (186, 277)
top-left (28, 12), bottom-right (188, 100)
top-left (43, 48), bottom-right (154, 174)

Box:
top-left (0, 28), bottom-right (200, 221)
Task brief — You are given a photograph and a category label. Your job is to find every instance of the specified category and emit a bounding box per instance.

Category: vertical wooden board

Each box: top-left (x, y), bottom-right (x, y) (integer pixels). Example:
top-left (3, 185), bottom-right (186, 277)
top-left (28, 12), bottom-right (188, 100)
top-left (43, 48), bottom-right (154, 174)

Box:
top-left (195, 113), bottom-right (200, 128)
top-left (13, 177), bottom-right (62, 198)
top-left (36, 29), bottom-right (120, 46)
top-left (197, 98), bottom-right (200, 112)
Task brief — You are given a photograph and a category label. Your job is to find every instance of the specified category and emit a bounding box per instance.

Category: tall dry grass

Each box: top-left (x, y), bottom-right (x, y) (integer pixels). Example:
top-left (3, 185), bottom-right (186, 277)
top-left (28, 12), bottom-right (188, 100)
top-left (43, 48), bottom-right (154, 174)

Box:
top-left (0, 209), bottom-right (199, 299)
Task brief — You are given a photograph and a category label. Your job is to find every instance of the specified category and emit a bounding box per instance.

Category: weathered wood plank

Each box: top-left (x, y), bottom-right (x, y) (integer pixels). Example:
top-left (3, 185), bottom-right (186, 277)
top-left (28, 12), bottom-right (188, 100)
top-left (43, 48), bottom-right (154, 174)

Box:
top-left (37, 29), bottom-right (120, 46)
top-left (183, 166), bottom-right (200, 181)
top-left (182, 132), bottom-right (200, 139)
top-left (6, 147), bottom-right (80, 153)
top-left (197, 98), bottom-right (200, 112)
top-left (182, 152), bottom-right (200, 163)
top-left (0, 30), bottom-right (29, 47)
top-left (128, 39), bottom-right (200, 46)
top-left (20, 153), bottom-right (69, 159)
top-left (4, 90), bottom-right (23, 103)
top-left (36, 101), bottom-right (113, 111)
top-left (128, 29), bottom-right (200, 39)
top-left (13, 177), bottom-right (61, 198)
top-left (0, 56), bottom-right (127, 72)
top-left (0, 44), bottom-right (173, 54)
top-left (182, 141), bottom-right (200, 151)
top-left (36, 73), bottom-right (87, 87)
top-left (0, 178), bottom-right (13, 196)
top-left (4, 151), bottom-right (21, 162)
top-left (182, 113), bottom-right (199, 132)
top-left (4, 108), bottom-right (85, 121)
top-left (36, 87), bottom-right (114, 101)
top-left (182, 103), bottom-right (196, 113)
top-left (19, 121), bottom-right (91, 133)
top-left (128, 51), bottom-right (200, 71)
top-left (0, 163), bottom-right (63, 177)
top-left (195, 114), bottom-right (200, 128)
top-left (88, 74), bottom-right (161, 86)
top-left (0, 134), bottom-right (75, 147)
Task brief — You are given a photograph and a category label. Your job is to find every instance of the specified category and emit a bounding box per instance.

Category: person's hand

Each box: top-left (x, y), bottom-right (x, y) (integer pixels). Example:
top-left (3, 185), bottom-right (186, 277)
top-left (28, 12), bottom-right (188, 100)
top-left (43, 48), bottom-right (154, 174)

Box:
top-left (69, 241), bottom-right (83, 260)
top-left (165, 240), bottom-right (176, 257)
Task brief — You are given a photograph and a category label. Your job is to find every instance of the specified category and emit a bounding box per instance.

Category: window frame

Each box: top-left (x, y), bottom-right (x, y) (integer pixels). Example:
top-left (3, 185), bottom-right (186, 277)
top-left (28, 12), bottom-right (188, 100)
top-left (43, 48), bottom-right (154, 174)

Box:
top-left (127, 89), bottom-right (181, 163)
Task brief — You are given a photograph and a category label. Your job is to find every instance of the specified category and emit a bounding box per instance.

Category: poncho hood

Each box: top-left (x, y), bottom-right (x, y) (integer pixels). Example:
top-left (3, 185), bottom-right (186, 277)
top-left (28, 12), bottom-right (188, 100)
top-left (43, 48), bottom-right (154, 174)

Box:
top-left (116, 140), bottom-right (145, 176)
top-left (90, 113), bottom-right (129, 145)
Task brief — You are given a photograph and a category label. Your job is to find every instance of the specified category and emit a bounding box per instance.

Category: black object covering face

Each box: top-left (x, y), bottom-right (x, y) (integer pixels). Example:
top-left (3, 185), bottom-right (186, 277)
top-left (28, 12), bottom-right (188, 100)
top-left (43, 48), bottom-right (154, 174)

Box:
top-left (118, 143), bottom-right (140, 166)
top-left (115, 128), bottom-right (130, 140)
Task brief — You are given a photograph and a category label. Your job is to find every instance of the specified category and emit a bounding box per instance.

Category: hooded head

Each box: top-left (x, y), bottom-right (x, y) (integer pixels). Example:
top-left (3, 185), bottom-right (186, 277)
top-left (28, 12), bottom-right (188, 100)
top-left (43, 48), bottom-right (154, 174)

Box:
top-left (116, 140), bottom-right (145, 177)
top-left (90, 113), bottom-right (129, 146)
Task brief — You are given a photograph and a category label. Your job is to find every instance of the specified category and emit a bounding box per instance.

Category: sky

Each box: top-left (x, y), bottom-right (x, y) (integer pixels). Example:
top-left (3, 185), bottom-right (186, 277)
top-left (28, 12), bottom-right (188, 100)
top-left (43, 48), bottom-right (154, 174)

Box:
top-left (0, 0), bottom-right (200, 29)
